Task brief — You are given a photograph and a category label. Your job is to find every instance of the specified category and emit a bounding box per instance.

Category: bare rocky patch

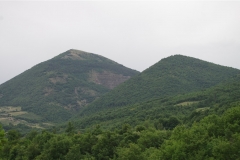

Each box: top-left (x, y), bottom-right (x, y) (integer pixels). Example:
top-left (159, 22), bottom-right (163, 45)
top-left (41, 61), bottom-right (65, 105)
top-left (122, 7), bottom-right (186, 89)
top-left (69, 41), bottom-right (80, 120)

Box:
top-left (61, 49), bottom-right (86, 60)
top-left (75, 87), bottom-right (98, 97)
top-left (89, 70), bottom-right (131, 89)
top-left (44, 87), bottom-right (54, 96)
top-left (77, 100), bottom-right (87, 108)
top-left (49, 74), bottom-right (68, 84)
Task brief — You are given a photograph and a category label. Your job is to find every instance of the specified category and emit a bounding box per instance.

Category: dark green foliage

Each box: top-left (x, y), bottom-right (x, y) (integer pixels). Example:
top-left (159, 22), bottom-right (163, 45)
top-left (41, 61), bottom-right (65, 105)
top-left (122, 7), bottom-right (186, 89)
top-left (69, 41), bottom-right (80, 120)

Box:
top-left (92, 131), bottom-right (120, 159)
top-left (6, 130), bottom-right (21, 143)
top-left (35, 135), bottom-right (73, 160)
top-left (65, 122), bottom-right (75, 135)
top-left (3, 123), bottom-right (34, 136)
top-left (0, 125), bottom-right (6, 151)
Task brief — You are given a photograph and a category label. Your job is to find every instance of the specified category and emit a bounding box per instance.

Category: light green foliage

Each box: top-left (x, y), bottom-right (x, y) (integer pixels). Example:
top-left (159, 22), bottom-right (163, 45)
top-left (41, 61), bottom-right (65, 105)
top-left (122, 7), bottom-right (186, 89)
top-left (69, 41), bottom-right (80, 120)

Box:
top-left (0, 125), bottom-right (7, 151)
top-left (1, 107), bottom-right (240, 159)
top-left (116, 143), bottom-right (144, 160)
top-left (137, 130), bottom-right (168, 149)
top-left (159, 107), bottom-right (240, 160)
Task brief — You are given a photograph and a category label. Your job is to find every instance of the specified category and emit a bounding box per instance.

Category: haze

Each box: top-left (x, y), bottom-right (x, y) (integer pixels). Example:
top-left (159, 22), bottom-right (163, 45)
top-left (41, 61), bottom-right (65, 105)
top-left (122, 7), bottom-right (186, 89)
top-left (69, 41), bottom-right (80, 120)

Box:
top-left (0, 1), bottom-right (240, 85)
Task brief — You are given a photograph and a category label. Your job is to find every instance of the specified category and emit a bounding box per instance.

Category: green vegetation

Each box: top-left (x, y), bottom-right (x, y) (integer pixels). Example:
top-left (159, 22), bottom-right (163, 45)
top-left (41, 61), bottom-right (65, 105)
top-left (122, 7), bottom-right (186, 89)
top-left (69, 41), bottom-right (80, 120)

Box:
top-left (79, 55), bottom-right (240, 116)
top-left (0, 125), bottom-right (7, 151)
top-left (73, 75), bottom-right (240, 130)
top-left (1, 52), bottom-right (240, 159)
top-left (1, 106), bottom-right (240, 159)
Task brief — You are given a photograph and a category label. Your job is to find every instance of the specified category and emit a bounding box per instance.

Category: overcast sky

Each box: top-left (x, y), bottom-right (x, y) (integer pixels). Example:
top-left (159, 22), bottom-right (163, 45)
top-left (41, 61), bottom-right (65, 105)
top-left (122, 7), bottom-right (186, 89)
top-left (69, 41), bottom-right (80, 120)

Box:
top-left (0, 1), bottom-right (240, 85)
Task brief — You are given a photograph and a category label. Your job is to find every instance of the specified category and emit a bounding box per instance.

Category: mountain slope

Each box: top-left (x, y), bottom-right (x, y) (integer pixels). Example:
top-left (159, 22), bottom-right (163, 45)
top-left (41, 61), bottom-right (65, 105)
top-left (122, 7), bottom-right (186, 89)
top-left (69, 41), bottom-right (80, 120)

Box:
top-left (0, 49), bottom-right (139, 125)
top-left (78, 55), bottom-right (240, 116)
top-left (74, 74), bottom-right (240, 130)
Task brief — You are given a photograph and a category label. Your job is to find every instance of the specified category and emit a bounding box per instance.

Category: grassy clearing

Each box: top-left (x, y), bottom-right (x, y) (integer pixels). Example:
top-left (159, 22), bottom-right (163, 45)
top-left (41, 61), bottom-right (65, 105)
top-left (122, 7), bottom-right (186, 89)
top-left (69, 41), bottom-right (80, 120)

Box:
top-left (42, 123), bottom-right (54, 126)
top-left (175, 101), bottom-right (199, 106)
top-left (196, 107), bottom-right (210, 112)
top-left (0, 106), bottom-right (47, 129)
top-left (0, 106), bottom-right (21, 112)
top-left (29, 123), bottom-right (45, 129)
top-left (0, 117), bottom-right (23, 125)
top-left (10, 111), bottom-right (28, 116)
top-left (15, 112), bottom-right (42, 121)
top-left (0, 116), bottom-right (49, 129)
top-left (0, 106), bottom-right (42, 121)
top-left (0, 118), bottom-right (16, 125)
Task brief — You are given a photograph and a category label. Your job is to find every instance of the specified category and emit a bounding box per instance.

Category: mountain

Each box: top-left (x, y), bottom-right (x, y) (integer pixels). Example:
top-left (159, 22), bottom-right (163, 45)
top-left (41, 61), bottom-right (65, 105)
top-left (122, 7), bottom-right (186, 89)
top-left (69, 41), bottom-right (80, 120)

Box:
top-left (0, 49), bottom-right (139, 126)
top-left (76, 55), bottom-right (240, 123)
top-left (75, 55), bottom-right (240, 128)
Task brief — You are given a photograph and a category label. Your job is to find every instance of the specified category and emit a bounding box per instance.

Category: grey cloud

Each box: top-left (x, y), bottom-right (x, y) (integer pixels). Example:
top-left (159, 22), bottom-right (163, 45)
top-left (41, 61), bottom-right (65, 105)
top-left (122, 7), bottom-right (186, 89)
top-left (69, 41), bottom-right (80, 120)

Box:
top-left (0, 1), bottom-right (239, 84)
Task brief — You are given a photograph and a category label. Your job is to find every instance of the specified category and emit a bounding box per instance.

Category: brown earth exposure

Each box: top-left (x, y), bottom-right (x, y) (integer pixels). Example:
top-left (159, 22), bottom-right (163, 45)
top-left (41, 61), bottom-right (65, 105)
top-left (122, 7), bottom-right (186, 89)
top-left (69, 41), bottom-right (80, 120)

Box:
top-left (89, 70), bottom-right (130, 89)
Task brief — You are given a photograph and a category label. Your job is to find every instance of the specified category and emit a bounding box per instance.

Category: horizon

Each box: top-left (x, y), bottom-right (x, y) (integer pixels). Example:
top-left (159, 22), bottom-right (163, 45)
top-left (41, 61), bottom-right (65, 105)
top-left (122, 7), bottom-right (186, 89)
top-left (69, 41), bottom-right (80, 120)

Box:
top-left (0, 50), bottom-right (239, 85)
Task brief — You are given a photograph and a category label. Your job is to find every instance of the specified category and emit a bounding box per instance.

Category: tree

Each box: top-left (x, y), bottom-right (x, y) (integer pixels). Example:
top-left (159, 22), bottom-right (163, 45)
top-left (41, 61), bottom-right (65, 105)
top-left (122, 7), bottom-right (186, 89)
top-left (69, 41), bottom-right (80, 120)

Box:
top-left (0, 125), bottom-right (7, 151)
top-left (6, 129), bottom-right (21, 143)
top-left (65, 122), bottom-right (75, 135)
top-left (92, 131), bottom-right (119, 160)
top-left (116, 143), bottom-right (144, 160)
top-left (35, 135), bottom-right (72, 160)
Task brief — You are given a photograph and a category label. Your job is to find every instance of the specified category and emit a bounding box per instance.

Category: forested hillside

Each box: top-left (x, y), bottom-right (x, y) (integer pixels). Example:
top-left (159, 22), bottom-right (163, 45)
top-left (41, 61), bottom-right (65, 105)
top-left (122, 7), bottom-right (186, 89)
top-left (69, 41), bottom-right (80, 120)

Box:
top-left (73, 75), bottom-right (240, 130)
top-left (77, 55), bottom-right (240, 116)
top-left (0, 49), bottom-right (139, 126)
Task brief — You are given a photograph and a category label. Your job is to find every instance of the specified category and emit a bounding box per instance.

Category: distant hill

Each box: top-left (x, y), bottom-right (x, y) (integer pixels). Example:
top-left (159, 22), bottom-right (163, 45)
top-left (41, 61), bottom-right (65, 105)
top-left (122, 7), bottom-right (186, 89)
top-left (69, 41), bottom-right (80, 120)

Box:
top-left (77, 55), bottom-right (240, 117)
top-left (0, 49), bottom-right (139, 126)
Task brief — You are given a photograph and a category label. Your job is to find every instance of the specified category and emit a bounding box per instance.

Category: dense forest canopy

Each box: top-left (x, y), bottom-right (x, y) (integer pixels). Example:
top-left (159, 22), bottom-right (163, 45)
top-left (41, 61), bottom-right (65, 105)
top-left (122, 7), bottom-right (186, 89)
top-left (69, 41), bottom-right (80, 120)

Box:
top-left (1, 106), bottom-right (240, 159)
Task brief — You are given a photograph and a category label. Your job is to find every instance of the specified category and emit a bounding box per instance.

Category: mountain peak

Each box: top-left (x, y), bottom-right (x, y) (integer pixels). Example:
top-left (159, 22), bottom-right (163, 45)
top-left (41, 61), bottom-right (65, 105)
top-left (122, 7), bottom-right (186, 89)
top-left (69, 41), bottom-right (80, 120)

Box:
top-left (56, 49), bottom-right (94, 61)
top-left (54, 49), bottom-right (117, 64)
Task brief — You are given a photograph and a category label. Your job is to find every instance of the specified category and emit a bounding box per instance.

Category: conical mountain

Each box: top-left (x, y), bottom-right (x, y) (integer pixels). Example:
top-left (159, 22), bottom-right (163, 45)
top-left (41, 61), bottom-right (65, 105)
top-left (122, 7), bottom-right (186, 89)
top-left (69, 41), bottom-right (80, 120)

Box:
top-left (78, 55), bottom-right (240, 116)
top-left (0, 49), bottom-right (139, 125)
